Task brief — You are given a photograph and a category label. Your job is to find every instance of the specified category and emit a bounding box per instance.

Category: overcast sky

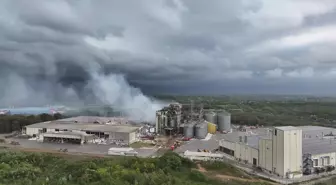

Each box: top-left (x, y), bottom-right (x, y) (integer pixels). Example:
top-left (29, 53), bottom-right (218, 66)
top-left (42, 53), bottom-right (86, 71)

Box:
top-left (1, 0), bottom-right (336, 102)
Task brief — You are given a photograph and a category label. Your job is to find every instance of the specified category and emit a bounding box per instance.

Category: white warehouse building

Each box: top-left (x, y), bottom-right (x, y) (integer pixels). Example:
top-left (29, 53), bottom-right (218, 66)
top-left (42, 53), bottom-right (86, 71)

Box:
top-left (219, 126), bottom-right (336, 179)
top-left (23, 116), bottom-right (141, 145)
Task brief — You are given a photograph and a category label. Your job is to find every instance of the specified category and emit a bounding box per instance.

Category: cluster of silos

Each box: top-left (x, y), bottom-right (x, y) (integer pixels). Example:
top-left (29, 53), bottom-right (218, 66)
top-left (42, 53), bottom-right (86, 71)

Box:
top-left (182, 121), bottom-right (208, 139)
top-left (203, 111), bottom-right (231, 132)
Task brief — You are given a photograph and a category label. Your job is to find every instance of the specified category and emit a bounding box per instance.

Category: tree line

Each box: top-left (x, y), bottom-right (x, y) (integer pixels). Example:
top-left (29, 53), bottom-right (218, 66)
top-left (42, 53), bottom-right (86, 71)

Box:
top-left (0, 151), bottom-right (270, 185)
top-left (0, 113), bottom-right (63, 134)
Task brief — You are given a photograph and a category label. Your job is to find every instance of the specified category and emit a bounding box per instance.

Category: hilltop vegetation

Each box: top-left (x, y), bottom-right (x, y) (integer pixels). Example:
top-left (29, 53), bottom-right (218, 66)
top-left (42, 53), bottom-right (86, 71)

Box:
top-left (0, 113), bottom-right (63, 134)
top-left (0, 151), bottom-right (270, 185)
top-left (156, 95), bottom-right (336, 127)
top-left (2, 95), bottom-right (336, 135)
top-left (316, 179), bottom-right (336, 185)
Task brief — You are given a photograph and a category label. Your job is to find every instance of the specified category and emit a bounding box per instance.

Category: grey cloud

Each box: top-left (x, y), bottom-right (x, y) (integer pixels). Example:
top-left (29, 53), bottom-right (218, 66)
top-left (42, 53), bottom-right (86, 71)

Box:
top-left (1, 0), bottom-right (336, 114)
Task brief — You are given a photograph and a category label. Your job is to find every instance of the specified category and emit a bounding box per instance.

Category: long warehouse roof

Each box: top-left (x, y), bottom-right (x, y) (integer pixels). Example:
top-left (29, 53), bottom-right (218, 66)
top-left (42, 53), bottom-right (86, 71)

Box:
top-left (25, 121), bottom-right (140, 133)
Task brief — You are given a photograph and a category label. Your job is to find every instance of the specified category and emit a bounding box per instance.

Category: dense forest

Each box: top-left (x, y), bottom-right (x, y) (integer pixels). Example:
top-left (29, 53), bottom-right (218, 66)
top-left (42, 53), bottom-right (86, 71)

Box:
top-left (0, 151), bottom-right (270, 185)
top-left (0, 113), bottom-right (63, 134)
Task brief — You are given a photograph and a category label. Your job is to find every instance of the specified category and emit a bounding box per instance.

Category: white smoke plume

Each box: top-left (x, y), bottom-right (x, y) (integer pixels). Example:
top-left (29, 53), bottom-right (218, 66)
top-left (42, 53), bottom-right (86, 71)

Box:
top-left (0, 71), bottom-right (166, 122)
top-left (89, 73), bottom-right (166, 121)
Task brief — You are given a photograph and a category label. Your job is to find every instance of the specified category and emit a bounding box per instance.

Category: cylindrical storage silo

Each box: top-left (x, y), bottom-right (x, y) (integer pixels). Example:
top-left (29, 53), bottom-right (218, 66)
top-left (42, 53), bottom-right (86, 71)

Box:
top-left (204, 112), bottom-right (217, 125)
top-left (207, 122), bottom-right (217, 134)
top-left (183, 123), bottom-right (195, 138)
top-left (217, 111), bottom-right (231, 131)
top-left (194, 122), bottom-right (208, 139)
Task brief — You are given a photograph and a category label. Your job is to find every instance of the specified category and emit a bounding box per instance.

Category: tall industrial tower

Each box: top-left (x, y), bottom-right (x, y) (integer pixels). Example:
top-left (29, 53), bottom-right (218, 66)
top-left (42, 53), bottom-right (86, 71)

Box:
top-left (272, 126), bottom-right (302, 177)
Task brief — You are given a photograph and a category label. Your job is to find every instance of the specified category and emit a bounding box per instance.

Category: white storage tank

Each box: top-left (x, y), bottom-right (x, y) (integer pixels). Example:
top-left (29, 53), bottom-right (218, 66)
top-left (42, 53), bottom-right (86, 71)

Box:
top-left (183, 122), bottom-right (195, 138)
top-left (217, 111), bottom-right (231, 132)
top-left (194, 122), bottom-right (208, 139)
top-left (204, 112), bottom-right (217, 124)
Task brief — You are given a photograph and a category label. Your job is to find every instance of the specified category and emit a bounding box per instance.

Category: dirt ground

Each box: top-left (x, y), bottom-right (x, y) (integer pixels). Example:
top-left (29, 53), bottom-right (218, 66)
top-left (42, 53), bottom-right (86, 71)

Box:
top-left (196, 163), bottom-right (279, 184)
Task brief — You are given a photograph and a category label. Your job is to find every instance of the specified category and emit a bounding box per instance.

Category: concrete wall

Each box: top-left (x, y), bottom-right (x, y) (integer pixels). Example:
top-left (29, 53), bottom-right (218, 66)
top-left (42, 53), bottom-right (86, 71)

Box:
top-left (129, 132), bottom-right (136, 144)
top-left (284, 129), bottom-right (302, 176)
top-left (220, 139), bottom-right (235, 150)
top-left (259, 138), bottom-right (273, 172)
top-left (220, 140), bottom-right (258, 165)
top-left (109, 132), bottom-right (133, 144)
top-left (273, 128), bottom-right (302, 177)
top-left (26, 127), bottom-right (136, 144)
top-left (47, 128), bottom-right (55, 132)
top-left (273, 128), bottom-right (284, 176)
top-left (234, 142), bottom-right (258, 165)
top-left (25, 127), bottom-right (40, 136)
top-left (311, 152), bottom-right (336, 167)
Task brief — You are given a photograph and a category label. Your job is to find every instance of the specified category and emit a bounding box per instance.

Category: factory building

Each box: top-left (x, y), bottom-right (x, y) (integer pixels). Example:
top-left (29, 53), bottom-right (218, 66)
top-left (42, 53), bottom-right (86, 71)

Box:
top-left (219, 126), bottom-right (336, 179)
top-left (155, 103), bottom-right (231, 138)
top-left (23, 116), bottom-right (141, 144)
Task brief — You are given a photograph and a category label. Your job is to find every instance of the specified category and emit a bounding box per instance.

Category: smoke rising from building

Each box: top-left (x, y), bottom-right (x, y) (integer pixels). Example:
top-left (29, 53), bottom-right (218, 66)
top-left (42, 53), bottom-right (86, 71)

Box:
top-left (89, 73), bottom-right (166, 121)
top-left (0, 63), bottom-right (165, 122)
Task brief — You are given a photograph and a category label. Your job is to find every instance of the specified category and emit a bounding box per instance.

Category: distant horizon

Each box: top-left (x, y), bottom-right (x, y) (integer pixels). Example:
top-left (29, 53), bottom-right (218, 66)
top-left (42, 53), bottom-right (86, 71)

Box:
top-left (150, 93), bottom-right (336, 98)
top-left (1, 93), bottom-right (335, 109)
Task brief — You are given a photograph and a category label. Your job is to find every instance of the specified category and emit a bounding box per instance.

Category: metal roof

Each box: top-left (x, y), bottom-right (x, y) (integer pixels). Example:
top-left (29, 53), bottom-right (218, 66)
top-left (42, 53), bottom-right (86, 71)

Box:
top-left (301, 126), bottom-right (336, 155)
top-left (25, 120), bottom-right (140, 133)
top-left (58, 116), bottom-right (129, 124)
top-left (275, 126), bottom-right (301, 131)
top-left (221, 126), bottom-right (336, 155)
top-left (220, 127), bottom-right (272, 149)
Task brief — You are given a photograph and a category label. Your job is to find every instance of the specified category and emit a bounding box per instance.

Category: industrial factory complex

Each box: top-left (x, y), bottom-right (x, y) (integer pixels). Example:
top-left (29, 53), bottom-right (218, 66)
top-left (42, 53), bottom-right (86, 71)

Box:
top-left (219, 125), bottom-right (336, 179)
top-left (155, 103), bottom-right (336, 180)
top-left (3, 102), bottom-right (336, 182)
top-left (155, 103), bottom-right (231, 138)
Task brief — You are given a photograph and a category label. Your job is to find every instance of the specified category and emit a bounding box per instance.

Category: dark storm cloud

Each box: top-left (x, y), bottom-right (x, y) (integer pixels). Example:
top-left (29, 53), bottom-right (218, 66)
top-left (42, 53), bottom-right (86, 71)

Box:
top-left (1, 0), bottom-right (336, 112)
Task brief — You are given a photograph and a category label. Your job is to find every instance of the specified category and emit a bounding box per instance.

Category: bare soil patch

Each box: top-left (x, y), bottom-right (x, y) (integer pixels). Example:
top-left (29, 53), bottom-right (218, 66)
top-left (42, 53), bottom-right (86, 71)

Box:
top-left (195, 163), bottom-right (278, 184)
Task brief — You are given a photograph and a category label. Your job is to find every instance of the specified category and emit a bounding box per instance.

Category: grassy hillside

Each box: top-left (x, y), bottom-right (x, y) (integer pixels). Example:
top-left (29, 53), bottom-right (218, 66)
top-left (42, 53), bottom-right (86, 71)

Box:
top-left (0, 151), bottom-right (271, 185)
top-left (313, 177), bottom-right (336, 185)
